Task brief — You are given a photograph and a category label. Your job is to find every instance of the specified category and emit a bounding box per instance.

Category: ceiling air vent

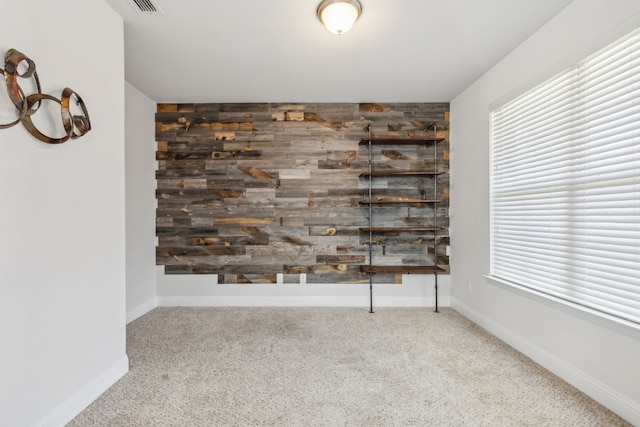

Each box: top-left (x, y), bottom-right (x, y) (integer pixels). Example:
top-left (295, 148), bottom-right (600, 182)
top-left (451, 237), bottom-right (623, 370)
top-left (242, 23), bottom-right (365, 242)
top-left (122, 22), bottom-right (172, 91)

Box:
top-left (127, 0), bottom-right (164, 15)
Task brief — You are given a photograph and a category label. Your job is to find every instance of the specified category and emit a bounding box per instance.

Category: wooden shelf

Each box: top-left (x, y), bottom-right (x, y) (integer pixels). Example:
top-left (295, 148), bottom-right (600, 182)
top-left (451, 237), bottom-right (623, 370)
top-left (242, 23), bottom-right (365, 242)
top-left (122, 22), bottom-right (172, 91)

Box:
top-left (360, 265), bottom-right (446, 274)
top-left (359, 138), bottom-right (445, 146)
top-left (360, 198), bottom-right (441, 205)
top-left (360, 171), bottom-right (442, 178)
top-left (359, 226), bottom-right (445, 232)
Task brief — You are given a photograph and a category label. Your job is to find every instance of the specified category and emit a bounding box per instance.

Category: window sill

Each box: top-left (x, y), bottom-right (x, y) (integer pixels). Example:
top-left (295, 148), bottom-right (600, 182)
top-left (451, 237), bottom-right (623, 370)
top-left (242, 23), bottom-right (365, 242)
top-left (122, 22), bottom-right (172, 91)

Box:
top-left (483, 275), bottom-right (640, 340)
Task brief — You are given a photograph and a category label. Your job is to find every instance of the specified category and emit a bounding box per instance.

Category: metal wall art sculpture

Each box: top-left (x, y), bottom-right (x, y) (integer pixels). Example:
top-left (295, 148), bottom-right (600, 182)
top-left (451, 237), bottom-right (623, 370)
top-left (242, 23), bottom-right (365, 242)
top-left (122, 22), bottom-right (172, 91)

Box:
top-left (0, 48), bottom-right (91, 143)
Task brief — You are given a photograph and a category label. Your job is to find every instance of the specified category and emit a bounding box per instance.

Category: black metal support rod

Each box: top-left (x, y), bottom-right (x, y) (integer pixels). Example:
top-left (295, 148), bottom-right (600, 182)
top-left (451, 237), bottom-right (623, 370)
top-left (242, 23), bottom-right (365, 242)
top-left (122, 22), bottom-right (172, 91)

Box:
top-left (369, 276), bottom-right (374, 314)
top-left (433, 124), bottom-right (439, 314)
top-left (434, 273), bottom-right (439, 313)
top-left (368, 126), bottom-right (374, 313)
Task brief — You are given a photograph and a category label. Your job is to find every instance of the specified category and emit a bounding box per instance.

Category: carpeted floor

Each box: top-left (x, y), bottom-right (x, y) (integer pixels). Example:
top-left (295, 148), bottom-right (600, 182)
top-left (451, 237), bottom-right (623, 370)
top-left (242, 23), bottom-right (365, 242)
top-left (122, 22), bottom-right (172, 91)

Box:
top-left (67, 307), bottom-right (630, 426)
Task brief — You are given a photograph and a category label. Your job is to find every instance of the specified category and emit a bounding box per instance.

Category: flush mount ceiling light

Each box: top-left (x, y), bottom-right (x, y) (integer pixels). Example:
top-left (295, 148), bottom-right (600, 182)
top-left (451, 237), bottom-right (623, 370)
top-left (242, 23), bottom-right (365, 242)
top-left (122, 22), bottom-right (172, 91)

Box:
top-left (317, 0), bottom-right (362, 35)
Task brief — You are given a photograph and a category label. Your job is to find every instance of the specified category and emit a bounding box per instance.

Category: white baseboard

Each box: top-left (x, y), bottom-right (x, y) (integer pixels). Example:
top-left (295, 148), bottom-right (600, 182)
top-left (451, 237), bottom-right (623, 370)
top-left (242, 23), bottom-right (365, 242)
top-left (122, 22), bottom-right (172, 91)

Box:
top-left (159, 296), bottom-right (366, 307)
top-left (126, 297), bottom-right (158, 324)
top-left (453, 299), bottom-right (640, 426)
top-left (35, 355), bottom-right (129, 427)
top-left (157, 295), bottom-right (448, 308)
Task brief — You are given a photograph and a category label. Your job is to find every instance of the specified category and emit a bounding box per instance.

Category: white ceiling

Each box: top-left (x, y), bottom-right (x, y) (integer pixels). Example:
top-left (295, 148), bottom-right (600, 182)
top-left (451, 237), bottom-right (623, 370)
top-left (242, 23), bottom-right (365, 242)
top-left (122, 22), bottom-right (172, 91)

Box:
top-left (104, 0), bottom-right (574, 103)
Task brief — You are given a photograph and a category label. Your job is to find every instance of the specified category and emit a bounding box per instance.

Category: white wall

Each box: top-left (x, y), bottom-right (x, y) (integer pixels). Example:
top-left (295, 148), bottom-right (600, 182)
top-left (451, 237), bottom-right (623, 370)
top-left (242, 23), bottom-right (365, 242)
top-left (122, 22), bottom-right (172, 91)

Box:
top-left (0, 1), bottom-right (127, 426)
top-left (450, 0), bottom-right (640, 424)
top-left (158, 269), bottom-right (450, 308)
top-left (125, 81), bottom-right (157, 323)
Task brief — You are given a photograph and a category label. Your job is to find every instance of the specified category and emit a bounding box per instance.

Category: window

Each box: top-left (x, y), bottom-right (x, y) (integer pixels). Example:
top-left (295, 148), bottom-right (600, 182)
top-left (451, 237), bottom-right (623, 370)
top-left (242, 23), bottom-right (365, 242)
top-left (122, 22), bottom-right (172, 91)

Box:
top-left (490, 27), bottom-right (640, 325)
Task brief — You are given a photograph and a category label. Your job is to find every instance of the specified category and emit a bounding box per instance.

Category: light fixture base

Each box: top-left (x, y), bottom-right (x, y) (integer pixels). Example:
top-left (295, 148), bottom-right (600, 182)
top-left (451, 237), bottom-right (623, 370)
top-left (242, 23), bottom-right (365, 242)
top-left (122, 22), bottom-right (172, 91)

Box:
top-left (317, 0), bottom-right (362, 35)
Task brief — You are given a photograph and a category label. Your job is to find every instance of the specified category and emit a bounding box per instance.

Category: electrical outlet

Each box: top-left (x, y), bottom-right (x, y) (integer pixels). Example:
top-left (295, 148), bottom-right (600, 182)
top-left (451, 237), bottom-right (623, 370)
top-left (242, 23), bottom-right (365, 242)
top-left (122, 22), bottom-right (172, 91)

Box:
top-left (300, 273), bottom-right (306, 284)
top-left (276, 273), bottom-right (283, 284)
top-left (446, 245), bottom-right (451, 256)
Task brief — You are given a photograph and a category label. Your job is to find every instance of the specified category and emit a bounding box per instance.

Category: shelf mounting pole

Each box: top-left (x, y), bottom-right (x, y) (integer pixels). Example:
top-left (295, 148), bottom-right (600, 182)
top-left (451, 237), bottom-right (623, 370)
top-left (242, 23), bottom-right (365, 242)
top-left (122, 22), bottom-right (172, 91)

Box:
top-left (364, 124), bottom-right (374, 314)
top-left (428, 122), bottom-right (440, 313)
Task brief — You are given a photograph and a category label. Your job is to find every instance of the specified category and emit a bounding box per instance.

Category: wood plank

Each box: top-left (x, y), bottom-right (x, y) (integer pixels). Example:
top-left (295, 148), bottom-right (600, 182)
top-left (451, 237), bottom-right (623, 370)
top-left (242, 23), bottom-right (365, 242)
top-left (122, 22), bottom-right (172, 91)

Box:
top-left (359, 138), bottom-right (445, 146)
top-left (360, 265), bottom-right (446, 274)
top-left (359, 103), bottom-right (391, 113)
top-left (360, 171), bottom-right (442, 178)
top-left (360, 199), bottom-right (442, 204)
top-left (157, 104), bottom-right (178, 113)
top-left (359, 227), bottom-right (444, 232)
top-left (272, 111), bottom-right (304, 121)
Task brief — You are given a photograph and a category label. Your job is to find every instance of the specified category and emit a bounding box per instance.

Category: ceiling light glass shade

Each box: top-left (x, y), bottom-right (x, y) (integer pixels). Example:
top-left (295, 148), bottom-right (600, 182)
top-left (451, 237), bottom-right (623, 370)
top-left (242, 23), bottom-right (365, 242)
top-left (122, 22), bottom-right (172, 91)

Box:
top-left (317, 0), bottom-right (362, 35)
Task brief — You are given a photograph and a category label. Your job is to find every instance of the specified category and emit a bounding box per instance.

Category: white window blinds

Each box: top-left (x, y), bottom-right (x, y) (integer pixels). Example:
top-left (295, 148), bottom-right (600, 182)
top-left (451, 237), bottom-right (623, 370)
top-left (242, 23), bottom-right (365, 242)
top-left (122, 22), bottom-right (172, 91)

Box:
top-left (490, 27), bottom-right (640, 325)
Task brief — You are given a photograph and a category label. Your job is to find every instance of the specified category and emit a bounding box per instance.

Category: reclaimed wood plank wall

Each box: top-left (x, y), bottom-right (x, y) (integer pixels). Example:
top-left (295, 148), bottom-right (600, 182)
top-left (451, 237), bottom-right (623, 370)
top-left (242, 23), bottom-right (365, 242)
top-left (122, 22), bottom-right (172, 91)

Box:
top-left (156, 103), bottom-right (449, 284)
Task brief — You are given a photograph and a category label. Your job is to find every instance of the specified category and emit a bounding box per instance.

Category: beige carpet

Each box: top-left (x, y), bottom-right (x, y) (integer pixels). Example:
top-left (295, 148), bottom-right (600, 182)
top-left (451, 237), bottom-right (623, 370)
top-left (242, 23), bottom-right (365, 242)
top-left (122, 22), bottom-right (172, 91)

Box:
top-left (68, 307), bottom-right (630, 426)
